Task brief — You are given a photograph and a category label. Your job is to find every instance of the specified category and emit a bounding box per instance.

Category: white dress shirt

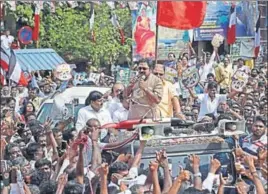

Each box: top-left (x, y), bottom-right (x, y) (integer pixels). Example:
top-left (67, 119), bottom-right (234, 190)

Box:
top-left (1, 35), bottom-right (14, 49)
top-left (112, 107), bottom-right (129, 123)
top-left (107, 97), bottom-right (122, 115)
top-left (197, 93), bottom-right (227, 121)
top-left (76, 105), bottom-right (113, 137)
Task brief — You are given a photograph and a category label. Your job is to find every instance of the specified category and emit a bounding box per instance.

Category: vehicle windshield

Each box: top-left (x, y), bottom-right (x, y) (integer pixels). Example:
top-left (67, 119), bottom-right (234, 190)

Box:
top-left (37, 103), bottom-right (84, 123)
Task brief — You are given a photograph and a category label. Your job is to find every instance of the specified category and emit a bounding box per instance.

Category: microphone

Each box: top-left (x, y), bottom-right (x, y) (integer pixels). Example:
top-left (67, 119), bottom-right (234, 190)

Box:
top-left (140, 75), bottom-right (146, 81)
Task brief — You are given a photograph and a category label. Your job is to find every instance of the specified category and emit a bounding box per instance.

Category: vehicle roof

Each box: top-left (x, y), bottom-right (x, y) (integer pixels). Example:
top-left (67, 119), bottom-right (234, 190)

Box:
top-left (42, 86), bottom-right (111, 104)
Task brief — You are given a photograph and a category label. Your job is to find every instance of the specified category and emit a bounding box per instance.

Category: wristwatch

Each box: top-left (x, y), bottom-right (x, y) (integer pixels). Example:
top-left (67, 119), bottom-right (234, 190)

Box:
top-left (194, 172), bottom-right (202, 177)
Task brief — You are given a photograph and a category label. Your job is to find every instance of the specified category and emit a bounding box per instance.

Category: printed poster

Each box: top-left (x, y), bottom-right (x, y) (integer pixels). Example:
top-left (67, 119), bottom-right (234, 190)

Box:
top-left (116, 68), bottom-right (130, 86)
top-left (132, 2), bottom-right (187, 61)
top-left (164, 67), bottom-right (177, 84)
top-left (194, 1), bottom-right (257, 41)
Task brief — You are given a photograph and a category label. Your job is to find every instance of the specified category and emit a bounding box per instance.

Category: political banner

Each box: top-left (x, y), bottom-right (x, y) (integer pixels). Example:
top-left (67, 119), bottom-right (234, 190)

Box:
top-left (230, 37), bottom-right (255, 60)
top-left (55, 64), bottom-right (72, 81)
top-left (181, 66), bottom-right (200, 88)
top-left (164, 67), bottom-right (177, 84)
top-left (194, 1), bottom-right (257, 41)
top-left (231, 70), bottom-right (249, 92)
top-left (116, 68), bottom-right (130, 86)
top-left (88, 72), bottom-right (101, 85)
top-left (99, 75), bottom-right (114, 87)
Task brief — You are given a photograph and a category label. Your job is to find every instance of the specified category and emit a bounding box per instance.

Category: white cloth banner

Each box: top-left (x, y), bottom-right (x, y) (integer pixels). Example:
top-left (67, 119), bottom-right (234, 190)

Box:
top-left (239, 39), bottom-right (255, 58)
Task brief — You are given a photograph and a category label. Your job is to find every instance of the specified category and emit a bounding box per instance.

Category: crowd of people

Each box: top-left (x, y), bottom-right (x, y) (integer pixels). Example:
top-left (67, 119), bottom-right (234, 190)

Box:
top-left (0, 46), bottom-right (267, 194)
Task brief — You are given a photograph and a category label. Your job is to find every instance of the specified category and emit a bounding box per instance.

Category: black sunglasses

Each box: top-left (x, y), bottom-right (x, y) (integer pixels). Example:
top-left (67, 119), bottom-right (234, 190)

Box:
top-left (139, 67), bottom-right (148, 71)
top-left (154, 73), bottom-right (164, 76)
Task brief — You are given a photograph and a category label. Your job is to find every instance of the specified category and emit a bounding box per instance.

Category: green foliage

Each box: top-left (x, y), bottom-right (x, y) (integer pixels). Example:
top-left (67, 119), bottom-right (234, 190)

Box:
top-left (8, 2), bottom-right (133, 66)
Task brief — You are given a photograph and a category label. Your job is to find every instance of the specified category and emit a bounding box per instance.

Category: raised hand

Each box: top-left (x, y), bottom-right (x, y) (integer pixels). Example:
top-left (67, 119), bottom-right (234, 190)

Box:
top-left (139, 79), bottom-right (146, 91)
top-left (236, 181), bottom-right (249, 194)
top-left (99, 163), bottom-right (109, 176)
top-left (210, 157), bottom-right (221, 174)
top-left (58, 173), bottom-right (68, 187)
top-left (243, 155), bottom-right (255, 168)
top-left (156, 149), bottom-right (168, 167)
top-left (189, 154), bottom-right (200, 169)
top-left (149, 161), bottom-right (159, 172)
top-left (234, 146), bottom-right (245, 158)
top-left (44, 117), bottom-right (53, 133)
top-left (178, 167), bottom-right (190, 182)
top-left (219, 173), bottom-right (227, 186)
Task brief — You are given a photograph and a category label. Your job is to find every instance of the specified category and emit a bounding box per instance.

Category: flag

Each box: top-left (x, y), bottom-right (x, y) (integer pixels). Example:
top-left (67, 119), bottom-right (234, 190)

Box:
top-left (89, 2), bottom-right (95, 42)
top-left (0, 47), bottom-right (9, 72)
top-left (110, 12), bottom-right (125, 45)
top-left (254, 13), bottom-right (261, 58)
top-left (227, 4), bottom-right (236, 45)
top-left (0, 47), bottom-right (28, 86)
top-left (106, 2), bottom-right (115, 9)
top-left (8, 49), bottom-right (28, 86)
top-left (32, 3), bottom-right (40, 41)
top-left (157, 1), bottom-right (207, 30)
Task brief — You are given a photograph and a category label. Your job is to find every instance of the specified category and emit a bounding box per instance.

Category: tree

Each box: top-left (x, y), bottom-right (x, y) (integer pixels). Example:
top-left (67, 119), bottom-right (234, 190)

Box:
top-left (7, 2), bottom-right (132, 67)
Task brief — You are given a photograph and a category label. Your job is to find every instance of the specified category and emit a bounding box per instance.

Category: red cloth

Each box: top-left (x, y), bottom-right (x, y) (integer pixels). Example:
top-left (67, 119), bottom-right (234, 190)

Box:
top-left (119, 28), bottom-right (125, 45)
top-left (101, 119), bottom-right (147, 130)
top-left (227, 4), bottom-right (236, 45)
top-left (32, 6), bottom-right (40, 41)
top-left (254, 14), bottom-right (261, 58)
top-left (157, 1), bottom-right (207, 30)
top-left (72, 135), bottom-right (88, 150)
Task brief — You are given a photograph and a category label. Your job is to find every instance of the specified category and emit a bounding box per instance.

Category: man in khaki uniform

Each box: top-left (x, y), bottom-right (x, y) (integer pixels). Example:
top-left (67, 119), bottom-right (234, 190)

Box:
top-left (125, 59), bottom-right (163, 119)
top-left (153, 64), bottom-right (185, 119)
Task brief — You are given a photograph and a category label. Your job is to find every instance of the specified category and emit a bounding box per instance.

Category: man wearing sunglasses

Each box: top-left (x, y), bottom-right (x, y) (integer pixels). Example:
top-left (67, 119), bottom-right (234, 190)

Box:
top-left (153, 64), bottom-right (185, 120)
top-left (125, 59), bottom-right (163, 119)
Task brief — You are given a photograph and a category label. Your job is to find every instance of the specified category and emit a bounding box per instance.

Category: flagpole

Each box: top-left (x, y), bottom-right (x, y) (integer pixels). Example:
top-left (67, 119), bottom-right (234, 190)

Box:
top-left (155, 1), bottom-right (159, 65)
top-left (36, 40), bottom-right (39, 48)
top-left (155, 24), bottom-right (159, 65)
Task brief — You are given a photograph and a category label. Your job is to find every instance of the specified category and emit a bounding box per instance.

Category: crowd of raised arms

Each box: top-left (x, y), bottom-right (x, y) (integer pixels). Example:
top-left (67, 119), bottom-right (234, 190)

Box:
top-left (0, 47), bottom-right (267, 194)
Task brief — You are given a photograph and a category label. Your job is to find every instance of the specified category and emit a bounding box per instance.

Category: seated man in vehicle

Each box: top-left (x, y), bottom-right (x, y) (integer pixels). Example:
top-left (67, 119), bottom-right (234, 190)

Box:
top-left (76, 91), bottom-right (112, 139)
top-left (105, 82), bottom-right (124, 115)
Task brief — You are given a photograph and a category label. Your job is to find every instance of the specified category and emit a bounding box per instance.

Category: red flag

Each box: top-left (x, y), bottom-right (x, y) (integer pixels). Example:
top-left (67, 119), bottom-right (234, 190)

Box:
top-left (254, 13), bottom-right (261, 58)
top-left (227, 4), bottom-right (236, 45)
top-left (32, 4), bottom-right (40, 41)
top-left (157, 1), bottom-right (207, 30)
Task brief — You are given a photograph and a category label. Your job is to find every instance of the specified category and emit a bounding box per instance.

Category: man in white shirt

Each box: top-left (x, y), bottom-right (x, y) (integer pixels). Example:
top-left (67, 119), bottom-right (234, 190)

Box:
top-left (1, 29), bottom-right (14, 50)
top-left (112, 97), bottom-right (129, 123)
top-left (107, 83), bottom-right (124, 115)
top-left (199, 47), bottom-right (217, 83)
top-left (234, 58), bottom-right (251, 75)
top-left (76, 91), bottom-right (112, 138)
top-left (189, 82), bottom-right (237, 121)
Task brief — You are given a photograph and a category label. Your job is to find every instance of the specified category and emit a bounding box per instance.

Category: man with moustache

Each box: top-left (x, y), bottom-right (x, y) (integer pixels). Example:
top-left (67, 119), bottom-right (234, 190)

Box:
top-left (153, 64), bottom-right (185, 119)
top-left (125, 59), bottom-right (163, 119)
top-left (76, 90), bottom-right (112, 139)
